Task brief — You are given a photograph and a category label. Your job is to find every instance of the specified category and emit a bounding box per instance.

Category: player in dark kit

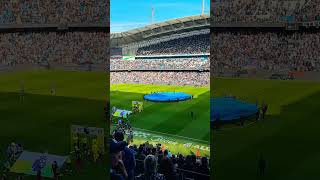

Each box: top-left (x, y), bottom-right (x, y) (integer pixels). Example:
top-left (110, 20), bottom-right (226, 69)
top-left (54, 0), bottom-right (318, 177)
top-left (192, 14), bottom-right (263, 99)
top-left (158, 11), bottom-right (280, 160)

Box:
top-left (65, 156), bottom-right (72, 173)
top-left (258, 153), bottom-right (266, 176)
top-left (74, 143), bottom-right (81, 171)
top-left (73, 134), bottom-right (80, 148)
top-left (36, 170), bottom-right (42, 180)
top-left (82, 136), bottom-right (89, 157)
top-left (19, 80), bottom-right (25, 102)
top-left (191, 111), bottom-right (194, 120)
top-left (255, 109), bottom-right (260, 121)
top-left (51, 81), bottom-right (56, 96)
top-left (262, 104), bottom-right (268, 119)
top-left (51, 161), bottom-right (58, 180)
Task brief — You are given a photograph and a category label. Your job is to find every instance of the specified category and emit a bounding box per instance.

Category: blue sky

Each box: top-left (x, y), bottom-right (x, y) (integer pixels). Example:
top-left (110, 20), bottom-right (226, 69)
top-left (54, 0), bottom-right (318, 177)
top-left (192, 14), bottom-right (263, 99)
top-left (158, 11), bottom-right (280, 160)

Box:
top-left (111, 0), bottom-right (210, 32)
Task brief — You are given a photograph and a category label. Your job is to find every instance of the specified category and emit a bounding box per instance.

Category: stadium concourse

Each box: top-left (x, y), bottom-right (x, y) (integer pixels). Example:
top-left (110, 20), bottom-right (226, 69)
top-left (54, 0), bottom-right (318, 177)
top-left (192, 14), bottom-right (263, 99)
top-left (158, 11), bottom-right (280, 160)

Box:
top-left (211, 1), bottom-right (320, 180)
top-left (110, 15), bottom-right (210, 180)
top-left (0, 1), bottom-right (108, 180)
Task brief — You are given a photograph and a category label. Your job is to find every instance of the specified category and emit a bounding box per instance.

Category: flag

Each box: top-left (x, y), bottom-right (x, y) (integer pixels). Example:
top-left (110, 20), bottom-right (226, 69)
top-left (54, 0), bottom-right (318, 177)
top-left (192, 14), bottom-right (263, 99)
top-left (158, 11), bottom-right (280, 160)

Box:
top-left (196, 149), bottom-right (201, 157)
top-left (151, 6), bottom-right (155, 23)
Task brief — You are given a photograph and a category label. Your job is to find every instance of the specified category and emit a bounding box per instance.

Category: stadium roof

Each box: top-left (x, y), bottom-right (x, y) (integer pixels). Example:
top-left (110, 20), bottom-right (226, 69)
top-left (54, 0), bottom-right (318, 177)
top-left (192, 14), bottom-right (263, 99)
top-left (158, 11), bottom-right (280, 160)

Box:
top-left (111, 14), bottom-right (210, 47)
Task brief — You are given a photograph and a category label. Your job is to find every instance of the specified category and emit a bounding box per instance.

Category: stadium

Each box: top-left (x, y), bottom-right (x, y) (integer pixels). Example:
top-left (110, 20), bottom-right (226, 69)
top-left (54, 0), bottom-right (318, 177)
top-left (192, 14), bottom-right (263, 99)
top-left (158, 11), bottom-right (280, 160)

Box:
top-left (110, 6), bottom-right (211, 179)
top-left (211, 0), bottom-right (320, 179)
top-left (0, 1), bottom-right (108, 179)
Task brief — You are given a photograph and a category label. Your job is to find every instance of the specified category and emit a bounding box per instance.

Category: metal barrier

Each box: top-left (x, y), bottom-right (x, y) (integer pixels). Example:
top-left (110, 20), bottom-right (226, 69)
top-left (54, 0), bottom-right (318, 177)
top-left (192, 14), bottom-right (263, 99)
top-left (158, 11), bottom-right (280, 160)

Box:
top-left (134, 159), bottom-right (210, 180)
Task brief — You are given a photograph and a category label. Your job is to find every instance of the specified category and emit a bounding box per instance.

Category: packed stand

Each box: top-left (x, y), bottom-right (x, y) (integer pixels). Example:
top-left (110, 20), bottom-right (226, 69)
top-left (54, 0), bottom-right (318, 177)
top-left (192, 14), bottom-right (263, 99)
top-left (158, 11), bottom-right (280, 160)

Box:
top-left (0, 0), bottom-right (107, 24)
top-left (110, 58), bottom-right (209, 70)
top-left (212, 0), bottom-right (320, 23)
top-left (110, 131), bottom-right (210, 180)
top-left (136, 34), bottom-right (210, 56)
top-left (111, 72), bottom-right (209, 86)
top-left (0, 32), bottom-right (108, 66)
top-left (212, 32), bottom-right (320, 72)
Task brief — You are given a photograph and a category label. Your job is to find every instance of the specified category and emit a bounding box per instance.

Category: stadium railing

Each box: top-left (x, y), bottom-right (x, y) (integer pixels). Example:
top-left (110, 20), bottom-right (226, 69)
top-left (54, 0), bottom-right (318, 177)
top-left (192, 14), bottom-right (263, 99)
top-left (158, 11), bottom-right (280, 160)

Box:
top-left (134, 159), bottom-right (210, 180)
top-left (176, 168), bottom-right (210, 180)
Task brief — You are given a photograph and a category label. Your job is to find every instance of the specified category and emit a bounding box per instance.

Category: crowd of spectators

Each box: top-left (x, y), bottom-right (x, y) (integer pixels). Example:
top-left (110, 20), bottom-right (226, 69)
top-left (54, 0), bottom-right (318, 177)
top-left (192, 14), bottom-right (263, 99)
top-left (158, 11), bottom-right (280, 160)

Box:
top-left (211, 32), bottom-right (320, 72)
top-left (111, 58), bottom-right (209, 70)
top-left (212, 0), bottom-right (320, 23)
top-left (0, 0), bottom-right (107, 24)
top-left (0, 32), bottom-right (108, 66)
top-left (110, 131), bottom-right (210, 180)
top-left (111, 32), bottom-right (209, 86)
top-left (111, 72), bottom-right (209, 86)
top-left (136, 34), bottom-right (210, 56)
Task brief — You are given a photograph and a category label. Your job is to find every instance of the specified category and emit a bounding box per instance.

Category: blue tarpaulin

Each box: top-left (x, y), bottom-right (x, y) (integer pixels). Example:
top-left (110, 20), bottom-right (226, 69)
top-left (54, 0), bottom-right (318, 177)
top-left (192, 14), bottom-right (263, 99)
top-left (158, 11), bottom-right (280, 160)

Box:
top-left (144, 92), bottom-right (191, 102)
top-left (211, 97), bottom-right (258, 122)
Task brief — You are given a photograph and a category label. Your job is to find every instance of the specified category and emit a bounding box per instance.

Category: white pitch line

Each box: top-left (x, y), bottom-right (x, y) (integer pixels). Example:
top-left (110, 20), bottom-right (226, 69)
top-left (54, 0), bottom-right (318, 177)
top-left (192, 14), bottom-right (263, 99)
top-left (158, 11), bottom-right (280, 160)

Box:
top-left (133, 127), bottom-right (209, 144)
top-left (214, 121), bottom-right (258, 132)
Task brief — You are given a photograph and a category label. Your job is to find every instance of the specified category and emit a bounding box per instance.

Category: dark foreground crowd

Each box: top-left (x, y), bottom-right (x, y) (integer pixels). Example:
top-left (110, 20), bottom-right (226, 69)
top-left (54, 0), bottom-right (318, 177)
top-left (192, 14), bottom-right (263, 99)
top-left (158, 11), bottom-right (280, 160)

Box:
top-left (110, 131), bottom-right (210, 180)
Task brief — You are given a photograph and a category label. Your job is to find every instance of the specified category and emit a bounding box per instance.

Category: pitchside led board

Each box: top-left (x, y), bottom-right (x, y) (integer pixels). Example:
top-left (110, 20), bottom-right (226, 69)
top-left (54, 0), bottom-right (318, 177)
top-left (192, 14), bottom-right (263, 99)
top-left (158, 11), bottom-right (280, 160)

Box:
top-left (70, 125), bottom-right (105, 154)
top-left (122, 55), bottom-right (135, 61)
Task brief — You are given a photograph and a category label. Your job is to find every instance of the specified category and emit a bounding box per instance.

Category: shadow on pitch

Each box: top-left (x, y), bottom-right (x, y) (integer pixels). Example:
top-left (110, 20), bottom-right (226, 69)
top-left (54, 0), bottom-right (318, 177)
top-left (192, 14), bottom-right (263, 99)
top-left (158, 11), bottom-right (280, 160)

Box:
top-left (212, 90), bottom-right (320, 179)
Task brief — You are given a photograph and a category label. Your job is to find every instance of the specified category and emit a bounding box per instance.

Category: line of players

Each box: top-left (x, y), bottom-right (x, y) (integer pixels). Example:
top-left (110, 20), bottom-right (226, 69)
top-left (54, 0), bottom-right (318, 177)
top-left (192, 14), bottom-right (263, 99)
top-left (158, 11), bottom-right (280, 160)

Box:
top-left (112, 118), bottom-right (134, 145)
top-left (19, 80), bottom-right (57, 102)
top-left (71, 134), bottom-right (102, 166)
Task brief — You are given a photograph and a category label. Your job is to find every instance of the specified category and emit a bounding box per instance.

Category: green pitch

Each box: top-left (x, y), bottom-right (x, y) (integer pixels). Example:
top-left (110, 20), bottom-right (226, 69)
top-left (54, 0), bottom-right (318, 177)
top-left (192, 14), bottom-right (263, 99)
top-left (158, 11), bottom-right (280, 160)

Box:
top-left (0, 70), bottom-right (107, 180)
top-left (110, 84), bottom-right (210, 156)
top-left (212, 78), bottom-right (320, 180)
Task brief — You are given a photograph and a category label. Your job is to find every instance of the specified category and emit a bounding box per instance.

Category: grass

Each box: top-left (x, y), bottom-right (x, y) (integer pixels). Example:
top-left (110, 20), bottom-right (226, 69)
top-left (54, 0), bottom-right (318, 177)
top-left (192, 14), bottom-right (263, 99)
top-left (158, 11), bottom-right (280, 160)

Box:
top-left (110, 84), bottom-right (210, 155)
top-left (0, 70), bottom-right (108, 180)
top-left (212, 78), bottom-right (320, 180)
top-left (130, 128), bottom-right (210, 157)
